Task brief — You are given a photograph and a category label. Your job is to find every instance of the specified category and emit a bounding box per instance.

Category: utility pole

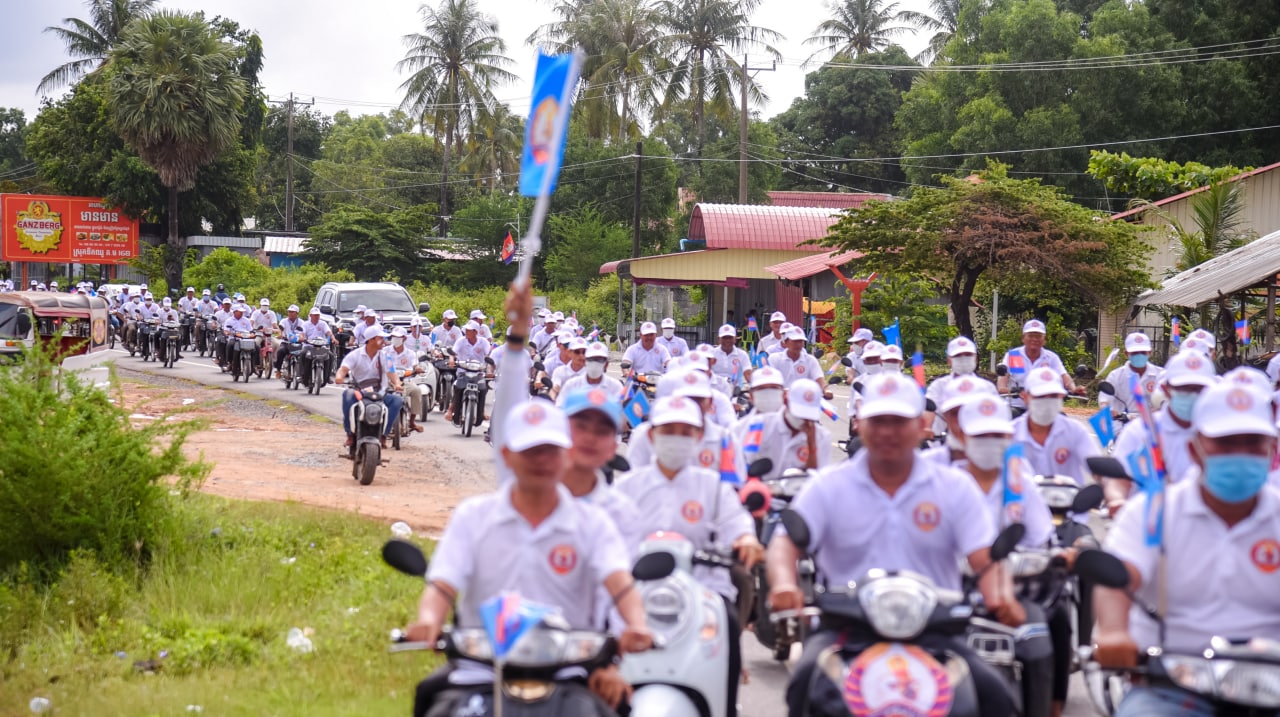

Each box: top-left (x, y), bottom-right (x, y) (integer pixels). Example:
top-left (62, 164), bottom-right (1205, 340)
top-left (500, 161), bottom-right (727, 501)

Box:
top-left (739, 55), bottom-right (776, 204)
top-left (631, 141), bottom-right (642, 341)
top-left (268, 93), bottom-right (314, 232)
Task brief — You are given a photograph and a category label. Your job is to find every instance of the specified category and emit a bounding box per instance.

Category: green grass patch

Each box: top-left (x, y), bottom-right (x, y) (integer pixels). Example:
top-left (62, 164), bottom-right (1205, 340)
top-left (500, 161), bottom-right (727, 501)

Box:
top-left (1, 495), bottom-right (440, 716)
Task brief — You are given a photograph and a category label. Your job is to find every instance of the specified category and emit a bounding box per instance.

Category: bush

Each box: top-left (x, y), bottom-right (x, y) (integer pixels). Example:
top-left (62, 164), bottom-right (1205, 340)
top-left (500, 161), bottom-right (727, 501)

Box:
top-left (240, 264), bottom-right (355, 312)
top-left (0, 338), bottom-right (209, 580)
top-left (405, 277), bottom-right (631, 339)
top-left (182, 247), bottom-right (270, 294)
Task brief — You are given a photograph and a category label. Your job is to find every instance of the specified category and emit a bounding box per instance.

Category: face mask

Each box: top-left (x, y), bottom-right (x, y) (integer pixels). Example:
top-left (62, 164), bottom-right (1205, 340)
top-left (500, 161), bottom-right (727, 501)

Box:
top-left (392, 338), bottom-right (405, 348)
top-left (865, 364), bottom-right (884, 375)
top-left (945, 432), bottom-right (965, 450)
top-left (662, 328), bottom-right (675, 339)
top-left (652, 433), bottom-right (699, 469)
top-left (951, 356), bottom-right (977, 375)
top-left (1129, 353), bottom-right (1149, 369)
top-left (1201, 453), bottom-right (1270, 503)
top-left (783, 410), bottom-right (806, 431)
top-left (1028, 396), bottom-right (1063, 425)
top-left (849, 343), bottom-right (864, 356)
top-left (884, 361), bottom-right (903, 374)
top-left (753, 388), bottom-right (783, 413)
top-left (966, 436), bottom-right (1011, 471)
top-left (1168, 389), bottom-right (1199, 422)
top-left (585, 361), bottom-right (605, 379)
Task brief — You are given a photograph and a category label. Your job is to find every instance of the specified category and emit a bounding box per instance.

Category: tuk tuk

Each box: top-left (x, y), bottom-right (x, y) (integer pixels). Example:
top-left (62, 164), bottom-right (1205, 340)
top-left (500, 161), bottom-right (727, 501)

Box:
top-left (0, 291), bottom-right (112, 365)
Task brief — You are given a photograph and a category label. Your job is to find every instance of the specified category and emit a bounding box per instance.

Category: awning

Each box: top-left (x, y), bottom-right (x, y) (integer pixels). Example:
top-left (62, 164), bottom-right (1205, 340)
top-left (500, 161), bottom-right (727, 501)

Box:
top-left (1135, 228), bottom-right (1280, 306)
top-left (765, 250), bottom-right (862, 280)
top-left (600, 248), bottom-right (814, 286)
top-left (263, 235), bottom-right (306, 254)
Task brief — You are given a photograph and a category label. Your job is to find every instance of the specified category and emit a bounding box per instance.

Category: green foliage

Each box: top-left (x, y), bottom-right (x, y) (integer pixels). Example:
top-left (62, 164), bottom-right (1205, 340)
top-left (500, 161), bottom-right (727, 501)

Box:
top-left (689, 120), bottom-right (783, 203)
top-left (304, 204), bottom-right (438, 283)
top-left (240, 264), bottom-right (358, 312)
top-left (406, 277), bottom-right (628, 337)
top-left (182, 247), bottom-right (271, 293)
top-left (1087, 151), bottom-right (1248, 201)
top-left (544, 207), bottom-right (632, 290)
top-left (988, 313), bottom-right (1089, 370)
top-left (0, 338), bottom-right (209, 581)
top-left (427, 194), bottom-right (524, 289)
top-left (854, 275), bottom-right (955, 360)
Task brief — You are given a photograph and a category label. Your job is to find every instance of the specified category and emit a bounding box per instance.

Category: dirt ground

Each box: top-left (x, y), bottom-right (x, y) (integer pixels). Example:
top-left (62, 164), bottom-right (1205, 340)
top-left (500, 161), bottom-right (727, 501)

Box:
top-left (118, 371), bottom-right (484, 537)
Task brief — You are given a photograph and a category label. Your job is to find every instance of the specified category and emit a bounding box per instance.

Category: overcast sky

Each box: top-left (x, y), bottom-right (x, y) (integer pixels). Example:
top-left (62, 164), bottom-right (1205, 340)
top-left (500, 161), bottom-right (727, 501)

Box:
top-left (3, 0), bottom-right (934, 128)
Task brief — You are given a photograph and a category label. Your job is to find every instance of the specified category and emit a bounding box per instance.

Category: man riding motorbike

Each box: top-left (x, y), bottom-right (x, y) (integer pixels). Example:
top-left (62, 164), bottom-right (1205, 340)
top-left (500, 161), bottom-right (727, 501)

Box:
top-left (334, 324), bottom-right (404, 449)
top-left (274, 304), bottom-right (307, 378)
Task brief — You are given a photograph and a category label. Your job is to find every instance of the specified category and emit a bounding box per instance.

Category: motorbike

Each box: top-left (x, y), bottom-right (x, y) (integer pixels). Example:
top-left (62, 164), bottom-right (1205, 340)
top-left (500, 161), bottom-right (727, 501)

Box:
top-left (345, 378), bottom-right (388, 485)
top-left (257, 328), bottom-right (276, 379)
top-left (159, 319), bottom-right (182, 368)
top-left (280, 334), bottom-right (304, 390)
top-left (304, 337), bottom-right (332, 395)
top-left (1074, 549), bottom-right (1280, 716)
top-left (179, 311), bottom-right (196, 350)
top-left (453, 355), bottom-right (492, 438)
top-left (530, 361), bottom-right (554, 399)
top-left (410, 352), bottom-right (439, 423)
top-left (196, 313), bottom-right (215, 357)
top-left (213, 321), bottom-right (230, 372)
top-left (434, 349), bottom-right (456, 413)
top-left (751, 465), bottom-right (818, 661)
top-left (381, 540), bottom-right (621, 717)
top-left (230, 331), bottom-right (257, 382)
top-left (137, 317), bottom-right (158, 361)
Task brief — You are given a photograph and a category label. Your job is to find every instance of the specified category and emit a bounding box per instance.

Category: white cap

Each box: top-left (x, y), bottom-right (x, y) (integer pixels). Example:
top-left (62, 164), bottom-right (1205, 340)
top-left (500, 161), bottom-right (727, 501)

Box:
top-left (639, 321), bottom-right (657, 335)
top-left (881, 344), bottom-right (904, 363)
top-left (442, 309), bottom-right (457, 319)
top-left (287, 304), bottom-right (300, 312)
top-left (202, 288), bottom-right (211, 295)
top-left (851, 328), bottom-right (874, 343)
top-left (750, 366), bottom-right (784, 389)
top-left (1221, 367), bottom-right (1271, 397)
top-left (470, 309), bottom-right (486, 320)
top-left (186, 286), bottom-right (195, 292)
top-left (309, 306), bottom-right (321, 315)
top-left (586, 342), bottom-right (609, 359)
top-left (940, 375), bottom-right (998, 413)
top-left (1022, 319), bottom-right (1047, 334)
top-left (958, 394), bottom-right (1014, 436)
top-left (551, 331), bottom-right (570, 346)
top-left (1025, 367), bottom-right (1066, 397)
top-left (1163, 350), bottom-right (1216, 389)
top-left (143, 292), bottom-right (154, 300)
top-left (1193, 381), bottom-right (1278, 439)
top-left (858, 373), bottom-right (925, 419)
top-left (696, 343), bottom-right (714, 354)
top-left (651, 396), bottom-right (703, 428)
top-left (788, 379), bottom-right (824, 421)
top-left (504, 400), bottom-right (573, 451)
top-left (390, 327), bottom-right (407, 338)
top-left (551, 311), bottom-right (565, 321)
top-left (718, 324), bottom-right (737, 338)
top-left (862, 340), bottom-right (885, 360)
top-left (947, 336), bottom-right (977, 357)
top-left (140, 283), bottom-right (148, 289)
top-left (162, 297), bottom-right (172, 306)
top-left (354, 305), bottom-right (367, 314)
top-left (366, 323), bottom-right (388, 339)
top-left (769, 311), bottom-right (786, 323)
top-left (1188, 328), bottom-right (1216, 348)
top-left (260, 298), bottom-right (270, 306)
top-left (673, 369), bottom-right (713, 399)
top-left (1179, 337), bottom-right (1210, 355)
top-left (784, 328), bottom-right (806, 342)
top-left (231, 303), bottom-right (245, 312)
top-left (780, 322), bottom-right (795, 333)
top-left (464, 321), bottom-right (480, 332)
top-left (684, 352), bottom-right (710, 373)
top-left (1124, 332), bottom-right (1152, 353)
top-left (221, 296), bottom-right (232, 304)
top-left (542, 313), bottom-right (557, 324)
top-left (568, 337), bottom-right (588, 351)
top-left (660, 317), bottom-right (676, 329)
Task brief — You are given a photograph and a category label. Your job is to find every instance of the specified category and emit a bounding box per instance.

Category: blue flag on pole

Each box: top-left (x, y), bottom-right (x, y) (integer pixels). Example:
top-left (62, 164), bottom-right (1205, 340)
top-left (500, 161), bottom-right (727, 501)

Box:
top-left (519, 52), bottom-right (579, 197)
top-left (1089, 407), bottom-right (1115, 447)
top-left (750, 350), bottom-right (767, 369)
top-left (622, 390), bottom-right (650, 428)
top-left (1125, 444), bottom-right (1164, 546)
top-left (882, 319), bottom-right (901, 348)
top-left (1001, 443), bottom-right (1026, 525)
top-left (478, 593), bottom-right (556, 660)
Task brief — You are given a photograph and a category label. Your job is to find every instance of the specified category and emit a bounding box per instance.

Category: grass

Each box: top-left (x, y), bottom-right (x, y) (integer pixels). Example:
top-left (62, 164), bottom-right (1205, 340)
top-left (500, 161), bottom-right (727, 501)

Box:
top-left (1, 495), bottom-right (440, 716)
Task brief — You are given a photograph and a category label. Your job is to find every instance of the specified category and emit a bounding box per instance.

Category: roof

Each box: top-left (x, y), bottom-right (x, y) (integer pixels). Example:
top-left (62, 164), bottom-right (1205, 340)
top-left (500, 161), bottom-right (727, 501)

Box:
top-left (186, 235), bottom-right (260, 249)
top-left (263, 235), bottom-right (306, 254)
top-left (600, 248), bottom-right (813, 286)
top-left (1135, 227), bottom-right (1280, 306)
top-left (687, 203), bottom-right (843, 251)
top-left (1112, 161), bottom-right (1280, 221)
top-left (765, 250), bottom-right (863, 280)
top-left (766, 190), bottom-right (891, 210)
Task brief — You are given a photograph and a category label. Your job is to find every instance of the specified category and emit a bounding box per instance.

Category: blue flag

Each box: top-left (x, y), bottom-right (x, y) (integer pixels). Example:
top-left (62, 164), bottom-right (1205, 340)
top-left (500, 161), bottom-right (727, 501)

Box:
top-left (1125, 444), bottom-right (1164, 546)
top-left (1001, 443), bottom-right (1026, 525)
top-left (622, 390), bottom-right (650, 428)
top-left (882, 319), bottom-right (901, 348)
top-left (478, 593), bottom-right (556, 660)
top-left (519, 52), bottom-right (580, 197)
top-left (1089, 407), bottom-right (1115, 447)
top-left (750, 350), bottom-right (767, 369)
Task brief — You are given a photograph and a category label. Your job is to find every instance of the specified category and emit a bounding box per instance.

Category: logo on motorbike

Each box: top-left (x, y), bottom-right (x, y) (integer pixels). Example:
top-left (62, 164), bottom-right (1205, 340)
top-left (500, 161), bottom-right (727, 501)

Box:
top-left (681, 500), bottom-right (704, 523)
top-left (912, 502), bottom-right (941, 532)
top-left (844, 642), bottom-right (953, 717)
top-left (1054, 447), bottom-right (1070, 465)
top-left (548, 544), bottom-right (578, 575)
top-left (698, 449), bottom-right (715, 468)
top-left (13, 200), bottom-right (64, 255)
top-left (1226, 388), bottom-right (1254, 412)
top-left (1251, 539), bottom-right (1280, 574)
top-left (523, 403), bottom-right (547, 425)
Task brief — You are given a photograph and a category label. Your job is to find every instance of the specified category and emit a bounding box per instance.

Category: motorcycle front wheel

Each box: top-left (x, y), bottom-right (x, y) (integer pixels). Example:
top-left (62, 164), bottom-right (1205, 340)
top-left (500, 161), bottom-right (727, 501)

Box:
top-left (462, 395), bottom-right (475, 437)
top-left (357, 443), bottom-right (379, 485)
top-left (240, 353), bottom-right (253, 382)
top-left (420, 387), bottom-right (432, 422)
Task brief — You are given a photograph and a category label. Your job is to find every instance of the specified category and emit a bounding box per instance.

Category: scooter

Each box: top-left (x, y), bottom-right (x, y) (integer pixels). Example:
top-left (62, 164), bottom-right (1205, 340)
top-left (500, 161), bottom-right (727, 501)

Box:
top-left (230, 331), bottom-right (257, 382)
top-left (751, 465), bottom-right (818, 661)
top-left (137, 317), bottom-right (158, 361)
top-left (159, 319), bottom-right (182, 368)
top-left (410, 352), bottom-right (439, 422)
top-left (280, 334), bottom-right (304, 390)
top-left (345, 378), bottom-right (388, 486)
top-left (453, 356), bottom-right (492, 438)
top-left (304, 337), bottom-right (332, 395)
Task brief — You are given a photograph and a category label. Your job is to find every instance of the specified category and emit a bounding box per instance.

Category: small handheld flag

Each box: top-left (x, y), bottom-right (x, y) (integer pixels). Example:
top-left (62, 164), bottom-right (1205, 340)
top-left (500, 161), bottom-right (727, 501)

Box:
top-left (1001, 443), bottom-right (1027, 525)
top-left (820, 399), bottom-right (840, 422)
top-left (1237, 316), bottom-right (1251, 345)
top-left (743, 419), bottom-right (764, 455)
top-left (719, 434), bottom-right (740, 485)
top-left (808, 315), bottom-right (818, 344)
top-left (882, 319), bottom-right (901, 348)
top-left (1089, 407), bottom-right (1115, 447)
top-left (911, 348), bottom-right (926, 390)
top-left (1006, 349), bottom-right (1027, 377)
top-left (622, 390), bottom-right (650, 428)
top-left (500, 232), bottom-right (516, 265)
top-left (750, 350), bottom-right (766, 369)
top-left (588, 323), bottom-right (600, 340)
top-left (1170, 317), bottom-right (1181, 346)
top-left (747, 316), bottom-right (758, 332)
top-left (478, 593), bottom-right (556, 660)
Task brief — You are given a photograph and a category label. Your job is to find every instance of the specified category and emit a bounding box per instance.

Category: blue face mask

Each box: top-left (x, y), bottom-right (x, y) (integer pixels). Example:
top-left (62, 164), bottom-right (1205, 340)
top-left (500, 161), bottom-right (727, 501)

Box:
top-left (1129, 353), bottom-right (1148, 369)
top-left (1202, 453), bottom-right (1271, 503)
top-left (1168, 390), bottom-right (1199, 422)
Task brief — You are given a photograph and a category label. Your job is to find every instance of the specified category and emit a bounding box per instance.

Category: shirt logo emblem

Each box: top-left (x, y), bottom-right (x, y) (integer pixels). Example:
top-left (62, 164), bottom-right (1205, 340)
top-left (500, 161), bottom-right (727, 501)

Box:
top-left (1054, 447), bottom-right (1070, 464)
top-left (913, 502), bottom-right (941, 532)
top-left (797, 445), bottom-right (810, 462)
top-left (681, 500), bottom-right (704, 523)
top-left (796, 365), bottom-right (806, 375)
top-left (548, 544), bottom-right (578, 575)
top-left (698, 449), bottom-right (715, 467)
top-left (1251, 539), bottom-right (1280, 574)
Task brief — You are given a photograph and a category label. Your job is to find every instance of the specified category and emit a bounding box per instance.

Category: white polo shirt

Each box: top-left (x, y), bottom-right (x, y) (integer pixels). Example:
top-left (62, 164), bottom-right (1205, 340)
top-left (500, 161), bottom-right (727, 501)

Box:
top-left (625, 421), bottom-right (746, 482)
top-left (622, 341), bottom-right (671, 375)
top-left (431, 324), bottom-right (462, 349)
top-left (556, 374), bottom-right (625, 405)
top-left (250, 309), bottom-right (276, 331)
top-left (614, 464), bottom-right (756, 600)
top-left (710, 345), bottom-right (751, 384)
top-left (1011, 414), bottom-right (1102, 487)
top-left (924, 373), bottom-right (995, 435)
top-left (1106, 481), bottom-right (1280, 653)
top-left (1101, 363), bottom-right (1165, 416)
top-left (768, 350), bottom-right (823, 388)
top-left (385, 346), bottom-right (416, 374)
top-left (1112, 409), bottom-right (1197, 489)
top-left (551, 363), bottom-right (585, 389)
top-left (451, 336), bottom-right (492, 364)
top-left (789, 451), bottom-right (996, 591)
top-left (301, 319), bottom-right (333, 342)
top-left (339, 346), bottom-right (392, 391)
top-left (656, 334), bottom-right (690, 359)
top-left (962, 462), bottom-right (1056, 549)
top-left (759, 332), bottom-right (786, 355)
top-left (751, 411), bottom-right (832, 480)
top-left (1001, 347), bottom-right (1068, 408)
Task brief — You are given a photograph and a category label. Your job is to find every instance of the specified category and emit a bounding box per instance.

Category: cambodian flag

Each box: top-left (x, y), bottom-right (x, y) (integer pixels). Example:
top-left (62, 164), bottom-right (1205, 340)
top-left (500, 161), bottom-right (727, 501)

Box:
top-left (500, 232), bottom-right (516, 265)
top-left (820, 400), bottom-right (840, 422)
top-left (1006, 349), bottom-right (1027, 377)
top-left (519, 51), bottom-right (581, 197)
top-left (747, 316), bottom-right (758, 332)
top-left (588, 323), bottom-right (600, 340)
top-left (911, 349), bottom-right (926, 389)
top-left (743, 419), bottom-right (764, 455)
top-left (719, 434), bottom-right (739, 485)
top-left (1237, 317), bottom-right (1251, 345)
top-left (1170, 317), bottom-right (1180, 346)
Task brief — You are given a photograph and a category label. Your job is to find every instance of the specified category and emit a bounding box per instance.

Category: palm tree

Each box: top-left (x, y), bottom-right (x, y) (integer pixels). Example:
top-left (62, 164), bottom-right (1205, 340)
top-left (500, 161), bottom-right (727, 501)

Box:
top-left (462, 103), bottom-right (523, 194)
top-left (804, 0), bottom-right (930, 64)
top-left (913, 0), bottom-right (962, 65)
top-left (588, 0), bottom-right (667, 141)
top-left (657, 0), bottom-right (782, 161)
top-left (38, 0), bottom-right (159, 95)
top-left (107, 11), bottom-right (246, 290)
top-left (398, 0), bottom-right (517, 217)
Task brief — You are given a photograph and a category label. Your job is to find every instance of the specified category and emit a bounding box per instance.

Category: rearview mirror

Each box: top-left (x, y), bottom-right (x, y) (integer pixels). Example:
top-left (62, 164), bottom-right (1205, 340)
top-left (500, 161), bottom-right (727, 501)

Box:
top-left (840, 356), bottom-right (853, 368)
top-left (607, 455), bottom-right (631, 473)
top-left (743, 491), bottom-right (767, 512)
top-left (990, 523), bottom-right (1026, 562)
top-left (533, 361), bottom-right (545, 372)
top-left (540, 376), bottom-right (553, 389)
top-left (1074, 364), bottom-right (1092, 379)
top-left (748, 458), bottom-right (774, 478)
top-left (779, 509), bottom-right (811, 550)
top-left (1097, 381), bottom-right (1115, 396)
top-left (632, 552), bottom-right (676, 581)
top-left (924, 398), bottom-right (937, 413)
top-left (812, 348), bottom-right (825, 359)
top-left (1074, 549), bottom-right (1130, 589)
top-left (852, 382), bottom-right (865, 394)
top-left (382, 539), bottom-right (429, 577)
top-left (1072, 483), bottom-right (1105, 514)
top-left (418, 302), bottom-right (431, 314)
top-left (1087, 456), bottom-right (1129, 480)
top-left (996, 364), bottom-right (1008, 377)
top-left (828, 375), bottom-right (844, 385)
top-left (319, 304), bottom-right (334, 316)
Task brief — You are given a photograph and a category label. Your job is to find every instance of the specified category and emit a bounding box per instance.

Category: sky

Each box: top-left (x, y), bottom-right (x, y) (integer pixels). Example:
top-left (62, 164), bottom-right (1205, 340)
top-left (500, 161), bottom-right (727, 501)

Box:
top-left (2, 0), bottom-right (934, 127)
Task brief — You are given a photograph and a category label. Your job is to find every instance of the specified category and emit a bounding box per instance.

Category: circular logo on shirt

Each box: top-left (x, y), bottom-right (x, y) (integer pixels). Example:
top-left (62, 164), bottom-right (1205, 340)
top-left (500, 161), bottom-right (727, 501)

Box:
top-left (797, 445), bottom-right (810, 463)
top-left (1227, 388), bottom-right (1254, 412)
top-left (1054, 447), bottom-right (1070, 465)
top-left (587, 388), bottom-right (607, 405)
top-left (732, 358), bottom-right (741, 367)
top-left (796, 365), bottom-right (807, 375)
top-left (524, 404), bottom-right (546, 426)
top-left (913, 502), bottom-right (941, 532)
top-left (698, 449), bottom-right (715, 468)
top-left (681, 500), bottom-right (704, 523)
top-left (1143, 379), bottom-right (1157, 395)
top-left (548, 544), bottom-right (578, 575)
top-left (1005, 502), bottom-right (1024, 523)
top-left (1251, 539), bottom-right (1280, 574)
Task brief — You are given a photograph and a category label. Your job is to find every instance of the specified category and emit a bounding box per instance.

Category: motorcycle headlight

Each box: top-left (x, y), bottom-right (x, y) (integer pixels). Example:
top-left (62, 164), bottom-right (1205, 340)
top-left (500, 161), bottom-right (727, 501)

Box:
top-left (504, 628), bottom-right (607, 667)
top-left (1008, 551), bottom-right (1052, 578)
top-left (1218, 661), bottom-right (1280, 707)
top-left (642, 580), bottom-right (690, 642)
top-left (858, 576), bottom-right (937, 640)
top-left (452, 628), bottom-right (494, 661)
top-left (1040, 485), bottom-right (1077, 510)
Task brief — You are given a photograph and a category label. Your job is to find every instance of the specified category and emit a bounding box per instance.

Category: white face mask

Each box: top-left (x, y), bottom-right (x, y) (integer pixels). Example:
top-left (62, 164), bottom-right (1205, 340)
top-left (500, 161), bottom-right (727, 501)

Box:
top-left (662, 328), bottom-right (675, 339)
top-left (849, 343), bottom-right (864, 356)
top-left (951, 356), bottom-right (977, 375)
top-left (783, 410), bottom-right (806, 430)
top-left (1028, 396), bottom-right (1063, 425)
top-left (966, 436), bottom-right (1011, 471)
top-left (585, 361), bottom-right (605, 379)
top-left (652, 433), bottom-right (699, 469)
top-left (392, 338), bottom-right (405, 348)
top-left (752, 387), bottom-right (783, 413)
top-left (865, 363), bottom-right (884, 375)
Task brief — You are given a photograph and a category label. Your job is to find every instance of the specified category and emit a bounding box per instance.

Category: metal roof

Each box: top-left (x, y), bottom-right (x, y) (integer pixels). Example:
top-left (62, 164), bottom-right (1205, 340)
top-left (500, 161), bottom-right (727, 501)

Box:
top-left (766, 191), bottom-right (891, 210)
top-left (262, 235), bottom-right (306, 254)
top-left (600, 248), bottom-right (812, 286)
top-left (687, 203), bottom-right (843, 251)
top-left (765, 250), bottom-right (863, 280)
top-left (1112, 161), bottom-right (1280, 221)
top-left (186, 235), bottom-right (261, 249)
top-left (1134, 228), bottom-right (1280, 306)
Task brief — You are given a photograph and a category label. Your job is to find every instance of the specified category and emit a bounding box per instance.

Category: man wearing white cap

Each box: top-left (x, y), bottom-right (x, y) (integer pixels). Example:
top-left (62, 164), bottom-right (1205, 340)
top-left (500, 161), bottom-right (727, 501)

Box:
top-left (710, 323), bottom-right (751, 387)
top-left (732, 366), bottom-right (785, 440)
top-left (334, 323), bottom-right (403, 447)
top-left (1012, 367), bottom-right (1101, 495)
top-left (221, 303), bottom-right (256, 373)
top-left (556, 341), bottom-right (623, 404)
top-left (531, 311), bottom-right (560, 355)
top-left (250, 298), bottom-right (277, 332)
top-left (1186, 327), bottom-right (1217, 359)
top-left (924, 336), bottom-right (981, 435)
top-left (920, 374), bottom-right (999, 467)
top-left (626, 369), bottom-right (746, 478)
top-left (843, 327), bottom-right (874, 384)
top-left (178, 286), bottom-right (198, 314)
top-left (404, 318), bottom-right (429, 355)
top-left (540, 330), bottom-right (574, 382)
top-left (468, 309), bottom-right (492, 341)
top-left (383, 327), bottom-right (427, 434)
top-left (880, 343), bottom-right (905, 373)
top-left (998, 319), bottom-right (1083, 410)
top-left (1101, 332), bottom-right (1164, 419)
top-left (748, 378), bottom-right (832, 481)
top-left (768, 327), bottom-right (828, 396)
top-left (444, 321), bottom-right (492, 425)
top-left (759, 311), bottom-right (788, 354)
top-left (1094, 379), bottom-right (1280, 716)
top-left (622, 321), bottom-right (671, 375)
top-left (196, 289), bottom-right (218, 316)
top-left (549, 337), bottom-right (588, 399)
top-left (270, 305), bottom-right (307, 377)
top-left (429, 309), bottom-right (461, 349)
top-left (768, 372), bottom-right (1022, 716)
top-left (655, 317), bottom-right (689, 359)
top-left (616, 395), bottom-right (761, 717)
top-left (684, 352), bottom-right (737, 427)
top-left (406, 400), bottom-right (653, 716)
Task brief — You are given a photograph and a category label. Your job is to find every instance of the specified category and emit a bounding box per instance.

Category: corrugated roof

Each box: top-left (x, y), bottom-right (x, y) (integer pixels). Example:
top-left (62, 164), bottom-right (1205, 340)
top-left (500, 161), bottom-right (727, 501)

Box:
top-left (1135, 228), bottom-right (1280, 306)
top-left (765, 250), bottom-right (863, 280)
top-left (1112, 161), bottom-right (1280, 221)
top-left (766, 191), bottom-right (891, 210)
top-left (187, 235), bottom-right (260, 249)
top-left (262, 235), bottom-right (306, 254)
top-left (600, 248), bottom-right (813, 286)
top-left (688, 203), bottom-right (843, 251)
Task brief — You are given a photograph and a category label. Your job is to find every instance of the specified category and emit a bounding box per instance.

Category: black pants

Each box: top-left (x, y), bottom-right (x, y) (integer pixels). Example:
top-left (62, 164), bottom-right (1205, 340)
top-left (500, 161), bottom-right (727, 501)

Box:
top-left (413, 664), bottom-right (454, 717)
top-left (722, 594), bottom-right (742, 717)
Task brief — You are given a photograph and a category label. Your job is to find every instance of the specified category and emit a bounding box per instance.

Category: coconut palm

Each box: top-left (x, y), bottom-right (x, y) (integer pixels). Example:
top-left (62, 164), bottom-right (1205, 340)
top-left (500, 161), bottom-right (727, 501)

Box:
top-left (588, 0), bottom-right (667, 140)
top-left (804, 0), bottom-right (930, 64)
top-left (398, 0), bottom-right (517, 216)
top-left (107, 11), bottom-right (246, 289)
top-left (462, 103), bottom-right (523, 194)
top-left (913, 0), bottom-right (962, 64)
top-left (38, 0), bottom-right (159, 95)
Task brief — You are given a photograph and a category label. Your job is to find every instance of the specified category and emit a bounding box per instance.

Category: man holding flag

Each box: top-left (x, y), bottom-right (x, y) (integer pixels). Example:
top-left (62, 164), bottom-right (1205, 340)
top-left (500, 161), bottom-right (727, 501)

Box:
top-left (998, 319), bottom-right (1084, 412)
top-left (768, 327), bottom-right (830, 397)
top-left (1100, 332), bottom-right (1165, 419)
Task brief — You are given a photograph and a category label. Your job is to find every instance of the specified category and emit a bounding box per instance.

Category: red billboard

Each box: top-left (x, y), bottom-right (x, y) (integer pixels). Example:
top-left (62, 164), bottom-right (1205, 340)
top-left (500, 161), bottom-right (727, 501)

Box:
top-left (1, 194), bottom-right (140, 265)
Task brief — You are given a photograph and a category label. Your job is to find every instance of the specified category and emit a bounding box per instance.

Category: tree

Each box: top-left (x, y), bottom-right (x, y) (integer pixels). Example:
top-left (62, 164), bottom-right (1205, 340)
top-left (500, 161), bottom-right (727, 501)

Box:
top-left (1086, 151), bottom-right (1247, 201)
top-left (397, 0), bottom-right (517, 217)
top-left (461, 103), bottom-right (522, 194)
top-left (181, 246), bottom-right (271, 292)
top-left (544, 207), bottom-right (633, 290)
top-left (38, 0), bottom-right (159, 95)
top-left (304, 204), bottom-right (439, 282)
top-left (912, 0), bottom-right (961, 64)
top-left (107, 11), bottom-right (248, 291)
top-left (690, 119), bottom-right (781, 202)
top-left (804, 0), bottom-right (928, 63)
top-left (254, 106), bottom-right (331, 232)
top-left (425, 194), bottom-right (525, 288)
top-left (822, 163), bottom-right (1153, 339)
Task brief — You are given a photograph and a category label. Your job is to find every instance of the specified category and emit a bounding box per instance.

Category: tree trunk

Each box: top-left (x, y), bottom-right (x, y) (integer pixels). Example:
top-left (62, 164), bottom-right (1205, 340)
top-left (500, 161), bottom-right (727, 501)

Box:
top-left (950, 265), bottom-right (981, 339)
top-left (694, 49), bottom-right (705, 170)
top-left (441, 123), bottom-right (452, 222)
top-left (165, 186), bottom-right (183, 294)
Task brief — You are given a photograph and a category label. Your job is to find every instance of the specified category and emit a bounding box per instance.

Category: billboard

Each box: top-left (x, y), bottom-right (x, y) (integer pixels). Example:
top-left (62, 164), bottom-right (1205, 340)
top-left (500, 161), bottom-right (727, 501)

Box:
top-left (1, 194), bottom-right (140, 265)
